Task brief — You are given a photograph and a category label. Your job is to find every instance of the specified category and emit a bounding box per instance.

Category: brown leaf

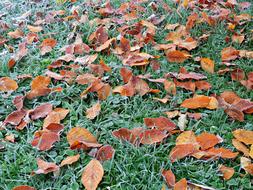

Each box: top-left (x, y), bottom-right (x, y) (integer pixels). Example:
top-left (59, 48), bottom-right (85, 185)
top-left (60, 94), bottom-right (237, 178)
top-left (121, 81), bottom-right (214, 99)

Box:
top-left (81, 159), bottom-right (104, 190)
top-left (220, 91), bottom-right (241, 104)
top-left (200, 58), bottom-right (215, 73)
top-left (45, 70), bottom-right (64, 80)
top-left (12, 185), bottom-right (36, 190)
top-left (8, 29), bottom-right (24, 39)
top-left (162, 169), bottom-right (175, 187)
top-left (4, 109), bottom-right (27, 126)
top-left (67, 127), bottom-right (101, 150)
top-left (176, 131), bottom-right (200, 150)
top-left (196, 132), bottom-right (220, 150)
top-left (144, 117), bottom-right (176, 132)
top-left (60, 154), bottom-right (80, 167)
top-left (26, 76), bottom-right (51, 99)
top-left (231, 68), bottom-right (245, 81)
top-left (166, 50), bottom-right (190, 63)
top-left (40, 38), bottom-right (57, 55)
top-left (96, 145), bottom-right (115, 162)
top-left (233, 129), bottom-right (253, 145)
top-left (31, 130), bottom-right (60, 151)
top-left (169, 144), bottom-right (195, 163)
top-left (112, 128), bottom-right (138, 144)
top-left (95, 38), bottom-right (115, 52)
top-left (43, 108), bottom-right (69, 128)
top-left (13, 95), bottom-right (24, 110)
top-left (0, 77), bottom-right (18, 92)
top-left (30, 103), bottom-right (53, 120)
top-left (86, 102), bottom-right (101, 120)
top-left (221, 47), bottom-right (239, 61)
top-left (33, 158), bottom-right (59, 175)
top-left (225, 107), bottom-right (244, 122)
top-left (120, 68), bottom-right (133, 83)
top-left (174, 178), bottom-right (187, 190)
top-left (219, 165), bottom-right (235, 180)
top-left (139, 129), bottom-right (168, 145)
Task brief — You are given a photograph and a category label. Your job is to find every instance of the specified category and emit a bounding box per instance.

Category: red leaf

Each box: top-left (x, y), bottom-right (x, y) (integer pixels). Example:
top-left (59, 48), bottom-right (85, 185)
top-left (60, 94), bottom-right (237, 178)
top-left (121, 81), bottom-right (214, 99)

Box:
top-left (144, 117), bottom-right (176, 131)
top-left (139, 129), bottom-right (168, 145)
top-left (96, 145), bottom-right (115, 161)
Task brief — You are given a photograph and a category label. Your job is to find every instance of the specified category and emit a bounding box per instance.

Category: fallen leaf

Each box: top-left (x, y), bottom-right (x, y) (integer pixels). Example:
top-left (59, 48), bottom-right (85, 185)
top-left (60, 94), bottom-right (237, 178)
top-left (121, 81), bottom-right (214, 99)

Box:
top-left (178, 114), bottom-right (188, 131)
top-left (13, 95), bottom-right (24, 110)
top-left (200, 58), bottom-right (215, 73)
top-left (112, 128), bottom-right (138, 144)
top-left (233, 129), bottom-right (253, 145)
top-left (181, 95), bottom-right (218, 109)
top-left (30, 103), bottom-right (53, 120)
top-left (249, 145), bottom-right (253, 159)
top-left (4, 109), bottom-right (27, 126)
top-left (0, 77), bottom-right (18, 92)
top-left (8, 29), bottom-right (24, 39)
top-left (5, 134), bottom-right (15, 143)
top-left (31, 130), bottom-right (60, 151)
top-left (67, 127), bottom-right (101, 150)
top-left (139, 129), bottom-right (168, 145)
top-left (219, 165), bottom-right (235, 180)
top-left (144, 117), bottom-right (176, 131)
top-left (27, 25), bottom-right (43, 33)
top-left (12, 185), bottom-right (36, 190)
top-left (221, 47), bottom-right (239, 61)
top-left (96, 145), bottom-right (115, 161)
top-left (86, 102), bottom-right (101, 120)
top-left (81, 159), bottom-right (104, 190)
top-left (169, 144), bottom-right (195, 163)
top-left (162, 169), bottom-right (175, 187)
top-left (205, 147), bottom-right (238, 159)
top-left (196, 132), bottom-right (220, 150)
top-left (174, 178), bottom-right (187, 190)
top-left (166, 50), bottom-right (190, 63)
top-left (60, 154), bottom-right (80, 167)
top-left (232, 138), bottom-right (250, 157)
top-left (33, 158), bottom-right (59, 175)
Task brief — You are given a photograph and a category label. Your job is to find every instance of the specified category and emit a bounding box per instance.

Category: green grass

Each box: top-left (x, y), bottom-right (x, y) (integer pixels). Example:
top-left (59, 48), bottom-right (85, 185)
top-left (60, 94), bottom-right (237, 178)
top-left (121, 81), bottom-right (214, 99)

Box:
top-left (0, 0), bottom-right (253, 189)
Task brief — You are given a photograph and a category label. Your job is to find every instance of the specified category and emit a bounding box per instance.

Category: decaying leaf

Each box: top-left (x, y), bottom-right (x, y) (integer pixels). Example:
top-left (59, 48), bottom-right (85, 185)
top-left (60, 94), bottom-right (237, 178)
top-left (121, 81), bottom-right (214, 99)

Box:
top-left (181, 95), bottom-right (218, 109)
top-left (12, 185), bottom-right (36, 190)
top-left (96, 145), bottom-right (115, 161)
top-left (144, 117), bottom-right (176, 131)
top-left (81, 159), bottom-right (104, 190)
top-left (0, 77), bottom-right (18, 92)
top-left (162, 169), bottom-right (175, 187)
top-left (219, 165), bottom-right (235, 180)
top-left (33, 158), bottom-right (59, 175)
top-left (60, 154), bottom-right (80, 167)
top-left (86, 102), bottom-right (101, 120)
top-left (174, 178), bottom-right (187, 190)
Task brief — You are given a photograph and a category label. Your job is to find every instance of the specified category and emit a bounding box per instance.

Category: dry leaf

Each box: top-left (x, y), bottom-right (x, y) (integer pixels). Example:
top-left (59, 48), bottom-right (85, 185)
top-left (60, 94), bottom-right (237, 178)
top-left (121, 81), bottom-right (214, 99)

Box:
top-left (30, 103), bottom-right (53, 120)
top-left (219, 165), bottom-right (235, 180)
top-left (174, 178), bottom-right (187, 190)
top-left (233, 129), bottom-right (253, 145)
top-left (86, 102), bottom-right (101, 120)
top-left (200, 58), bottom-right (215, 73)
top-left (181, 96), bottom-right (218, 109)
top-left (33, 158), bottom-right (59, 175)
top-left (0, 77), bottom-right (18, 92)
top-left (232, 138), bottom-right (250, 157)
top-left (196, 132), bottom-right (220, 150)
top-left (162, 169), bottom-right (175, 187)
top-left (144, 117), bottom-right (176, 131)
top-left (60, 154), bottom-right (80, 167)
top-left (12, 185), bottom-right (36, 190)
top-left (139, 129), bottom-right (168, 145)
top-left (169, 144), bottom-right (195, 163)
top-left (81, 159), bottom-right (104, 190)
top-left (166, 50), bottom-right (190, 63)
top-left (96, 145), bottom-right (115, 161)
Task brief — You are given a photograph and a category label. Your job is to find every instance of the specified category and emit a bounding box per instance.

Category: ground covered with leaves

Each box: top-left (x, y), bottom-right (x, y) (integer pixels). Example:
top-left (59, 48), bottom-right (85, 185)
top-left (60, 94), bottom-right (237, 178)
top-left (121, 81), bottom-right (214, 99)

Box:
top-left (0, 0), bottom-right (253, 190)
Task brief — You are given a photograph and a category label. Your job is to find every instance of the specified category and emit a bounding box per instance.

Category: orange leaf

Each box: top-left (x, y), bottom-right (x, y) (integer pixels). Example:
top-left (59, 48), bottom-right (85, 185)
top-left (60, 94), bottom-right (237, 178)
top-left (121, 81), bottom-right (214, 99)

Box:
top-left (176, 131), bottom-right (200, 150)
top-left (196, 132), bottom-right (220, 150)
top-left (206, 147), bottom-right (238, 159)
top-left (162, 169), bottom-right (175, 187)
top-left (169, 144), bottom-right (195, 162)
top-left (67, 127), bottom-right (101, 150)
top-left (231, 68), bottom-right (245, 81)
top-left (219, 165), bottom-right (235, 180)
top-left (139, 129), bottom-right (168, 145)
top-left (233, 129), bottom-right (253, 145)
top-left (166, 50), bottom-right (190, 63)
top-left (96, 145), bottom-right (115, 162)
top-left (120, 68), bottom-right (133, 83)
top-left (33, 158), bottom-right (59, 175)
top-left (221, 47), bottom-right (239, 61)
top-left (43, 108), bottom-right (69, 129)
top-left (220, 91), bottom-right (241, 104)
top-left (181, 95), bottom-right (218, 109)
top-left (174, 178), bottom-right (187, 190)
top-left (232, 139), bottom-right (250, 157)
top-left (60, 154), bottom-right (80, 167)
top-left (0, 77), bottom-right (18, 92)
top-left (225, 107), bottom-right (244, 122)
top-left (86, 102), bottom-right (101, 120)
top-left (81, 159), bottom-right (104, 190)
top-left (200, 58), bottom-right (215, 73)
top-left (12, 185), bottom-right (36, 190)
